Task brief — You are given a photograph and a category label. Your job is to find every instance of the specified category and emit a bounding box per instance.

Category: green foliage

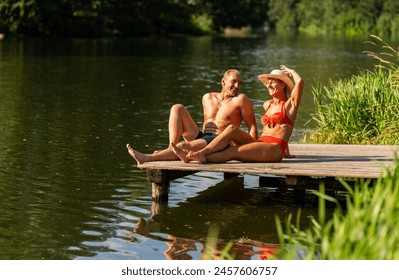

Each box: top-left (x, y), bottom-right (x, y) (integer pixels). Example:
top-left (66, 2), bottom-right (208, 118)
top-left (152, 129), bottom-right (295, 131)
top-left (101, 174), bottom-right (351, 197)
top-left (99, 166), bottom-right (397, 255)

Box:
top-left (276, 156), bottom-right (399, 259)
top-left (190, 14), bottom-right (213, 35)
top-left (267, 0), bottom-right (297, 33)
top-left (0, 0), bottom-right (269, 37)
top-left (332, 9), bottom-right (376, 37)
top-left (296, 0), bottom-right (329, 35)
top-left (0, 0), bottom-right (102, 36)
top-left (0, 0), bottom-right (200, 37)
top-left (101, 0), bottom-right (196, 36)
top-left (374, 0), bottom-right (399, 39)
top-left (306, 68), bottom-right (399, 145)
top-left (376, 13), bottom-right (399, 39)
top-left (268, 0), bottom-right (399, 39)
top-left (1, 0), bottom-right (398, 38)
top-left (306, 36), bottom-right (399, 146)
top-left (205, 0), bottom-right (268, 32)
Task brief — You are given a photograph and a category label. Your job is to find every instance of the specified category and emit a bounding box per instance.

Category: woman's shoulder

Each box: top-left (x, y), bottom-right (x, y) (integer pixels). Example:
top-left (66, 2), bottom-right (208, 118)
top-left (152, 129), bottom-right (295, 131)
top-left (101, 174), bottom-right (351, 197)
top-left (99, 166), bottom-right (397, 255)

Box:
top-left (263, 99), bottom-right (272, 109)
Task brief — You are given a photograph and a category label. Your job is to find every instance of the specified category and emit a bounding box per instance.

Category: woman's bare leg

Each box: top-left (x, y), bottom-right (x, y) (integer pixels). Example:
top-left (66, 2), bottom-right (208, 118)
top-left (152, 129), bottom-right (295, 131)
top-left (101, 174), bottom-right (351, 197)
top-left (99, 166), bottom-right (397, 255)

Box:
top-left (205, 142), bottom-right (283, 163)
top-left (127, 144), bottom-right (150, 165)
top-left (187, 125), bottom-right (255, 163)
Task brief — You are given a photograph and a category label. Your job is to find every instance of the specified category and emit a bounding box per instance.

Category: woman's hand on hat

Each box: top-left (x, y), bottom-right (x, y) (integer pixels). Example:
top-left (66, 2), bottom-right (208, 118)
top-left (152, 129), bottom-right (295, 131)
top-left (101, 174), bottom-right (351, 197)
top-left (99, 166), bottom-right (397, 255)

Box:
top-left (280, 65), bottom-right (295, 77)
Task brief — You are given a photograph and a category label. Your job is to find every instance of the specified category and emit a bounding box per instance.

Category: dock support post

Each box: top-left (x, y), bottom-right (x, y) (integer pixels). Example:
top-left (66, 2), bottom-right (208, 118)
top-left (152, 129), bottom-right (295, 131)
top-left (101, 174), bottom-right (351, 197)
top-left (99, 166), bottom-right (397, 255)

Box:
top-left (147, 169), bottom-right (197, 204)
top-left (147, 169), bottom-right (169, 203)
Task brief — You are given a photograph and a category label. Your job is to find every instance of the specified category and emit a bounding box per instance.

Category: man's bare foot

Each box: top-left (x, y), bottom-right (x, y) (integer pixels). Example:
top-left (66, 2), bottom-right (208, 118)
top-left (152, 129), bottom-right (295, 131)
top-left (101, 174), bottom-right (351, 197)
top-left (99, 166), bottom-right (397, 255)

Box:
top-left (186, 150), bottom-right (207, 163)
top-left (126, 144), bottom-right (148, 165)
top-left (171, 143), bottom-right (191, 163)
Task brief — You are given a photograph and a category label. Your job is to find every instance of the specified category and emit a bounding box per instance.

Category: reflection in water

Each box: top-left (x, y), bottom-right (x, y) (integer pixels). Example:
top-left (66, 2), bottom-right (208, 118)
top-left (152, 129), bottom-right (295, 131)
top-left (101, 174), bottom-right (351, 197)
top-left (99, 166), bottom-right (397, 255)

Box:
top-left (121, 175), bottom-right (320, 260)
top-left (127, 217), bottom-right (277, 260)
top-left (0, 36), bottom-right (372, 259)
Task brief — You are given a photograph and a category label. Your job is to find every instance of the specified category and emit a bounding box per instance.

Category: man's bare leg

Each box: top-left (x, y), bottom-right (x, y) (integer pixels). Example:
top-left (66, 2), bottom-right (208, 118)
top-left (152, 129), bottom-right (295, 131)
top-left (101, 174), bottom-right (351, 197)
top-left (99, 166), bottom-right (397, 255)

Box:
top-left (168, 104), bottom-right (199, 145)
top-left (126, 144), bottom-right (149, 165)
top-left (127, 139), bottom-right (208, 164)
top-left (152, 104), bottom-right (200, 154)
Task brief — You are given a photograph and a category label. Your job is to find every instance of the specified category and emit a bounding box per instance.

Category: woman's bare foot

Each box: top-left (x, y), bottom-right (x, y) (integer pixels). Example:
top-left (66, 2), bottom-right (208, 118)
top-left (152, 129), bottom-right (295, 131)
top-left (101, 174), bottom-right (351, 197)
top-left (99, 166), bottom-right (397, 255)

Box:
top-left (186, 150), bottom-right (207, 163)
top-left (171, 143), bottom-right (191, 163)
top-left (126, 144), bottom-right (148, 165)
top-left (284, 153), bottom-right (296, 158)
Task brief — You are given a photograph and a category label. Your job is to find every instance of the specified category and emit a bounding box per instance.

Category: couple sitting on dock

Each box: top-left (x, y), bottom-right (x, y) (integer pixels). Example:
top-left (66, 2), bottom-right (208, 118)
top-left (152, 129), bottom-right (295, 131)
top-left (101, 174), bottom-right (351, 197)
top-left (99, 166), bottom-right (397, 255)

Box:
top-left (127, 65), bottom-right (304, 165)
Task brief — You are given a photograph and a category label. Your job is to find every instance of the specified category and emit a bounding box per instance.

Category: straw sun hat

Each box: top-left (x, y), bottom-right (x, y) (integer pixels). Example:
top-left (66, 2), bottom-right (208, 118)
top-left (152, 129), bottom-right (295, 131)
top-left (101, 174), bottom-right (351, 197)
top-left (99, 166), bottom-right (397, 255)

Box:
top-left (258, 70), bottom-right (295, 94)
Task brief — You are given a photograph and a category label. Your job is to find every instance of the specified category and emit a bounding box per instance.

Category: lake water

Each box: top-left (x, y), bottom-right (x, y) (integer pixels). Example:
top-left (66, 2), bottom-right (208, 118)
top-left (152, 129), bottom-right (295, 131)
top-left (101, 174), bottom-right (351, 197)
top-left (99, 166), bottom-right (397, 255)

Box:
top-left (0, 34), bottom-right (375, 259)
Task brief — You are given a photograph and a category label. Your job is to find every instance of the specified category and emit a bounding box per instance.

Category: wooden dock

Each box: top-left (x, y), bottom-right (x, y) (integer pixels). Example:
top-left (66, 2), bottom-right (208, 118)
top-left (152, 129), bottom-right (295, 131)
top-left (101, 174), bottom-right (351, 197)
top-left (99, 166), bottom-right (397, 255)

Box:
top-left (138, 144), bottom-right (397, 204)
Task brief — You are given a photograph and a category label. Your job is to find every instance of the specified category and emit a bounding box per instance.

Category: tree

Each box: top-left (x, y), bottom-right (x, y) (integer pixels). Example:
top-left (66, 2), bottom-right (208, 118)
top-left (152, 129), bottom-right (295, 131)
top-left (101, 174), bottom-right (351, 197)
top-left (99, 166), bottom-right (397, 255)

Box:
top-left (205, 0), bottom-right (268, 32)
top-left (268, 0), bottom-right (298, 33)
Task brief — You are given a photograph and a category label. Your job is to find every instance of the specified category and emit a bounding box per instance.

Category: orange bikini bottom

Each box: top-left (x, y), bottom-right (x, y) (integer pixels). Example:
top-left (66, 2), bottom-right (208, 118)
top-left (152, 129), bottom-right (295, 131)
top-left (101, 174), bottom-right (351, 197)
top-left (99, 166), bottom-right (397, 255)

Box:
top-left (257, 136), bottom-right (287, 153)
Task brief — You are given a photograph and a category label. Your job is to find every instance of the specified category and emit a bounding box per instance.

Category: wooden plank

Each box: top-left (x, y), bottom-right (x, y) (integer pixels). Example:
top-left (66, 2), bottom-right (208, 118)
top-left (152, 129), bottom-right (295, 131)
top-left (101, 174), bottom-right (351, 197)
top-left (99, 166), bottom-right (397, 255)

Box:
top-left (138, 144), bottom-right (398, 179)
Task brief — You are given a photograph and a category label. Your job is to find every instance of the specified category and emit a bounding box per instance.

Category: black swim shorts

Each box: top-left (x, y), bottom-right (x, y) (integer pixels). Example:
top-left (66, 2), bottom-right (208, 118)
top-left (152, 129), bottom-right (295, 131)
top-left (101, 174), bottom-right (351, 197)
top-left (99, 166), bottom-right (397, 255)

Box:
top-left (195, 131), bottom-right (218, 144)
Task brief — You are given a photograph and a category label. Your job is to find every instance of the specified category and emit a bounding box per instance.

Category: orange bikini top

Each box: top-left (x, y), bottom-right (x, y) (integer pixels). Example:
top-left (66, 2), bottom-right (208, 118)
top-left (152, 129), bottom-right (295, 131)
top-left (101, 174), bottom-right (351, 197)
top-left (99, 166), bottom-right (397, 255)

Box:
top-left (261, 101), bottom-right (294, 127)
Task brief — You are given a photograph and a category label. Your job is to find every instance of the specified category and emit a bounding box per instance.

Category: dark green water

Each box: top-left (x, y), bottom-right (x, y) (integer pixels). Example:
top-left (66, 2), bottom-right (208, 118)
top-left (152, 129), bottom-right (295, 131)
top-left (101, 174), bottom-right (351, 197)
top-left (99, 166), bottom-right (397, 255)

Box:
top-left (0, 35), bottom-right (374, 259)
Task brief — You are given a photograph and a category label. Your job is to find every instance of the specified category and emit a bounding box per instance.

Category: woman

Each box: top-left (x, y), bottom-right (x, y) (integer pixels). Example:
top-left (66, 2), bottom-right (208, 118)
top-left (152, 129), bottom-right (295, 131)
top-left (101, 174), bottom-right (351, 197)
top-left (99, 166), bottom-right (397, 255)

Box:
top-left (172, 65), bottom-right (304, 163)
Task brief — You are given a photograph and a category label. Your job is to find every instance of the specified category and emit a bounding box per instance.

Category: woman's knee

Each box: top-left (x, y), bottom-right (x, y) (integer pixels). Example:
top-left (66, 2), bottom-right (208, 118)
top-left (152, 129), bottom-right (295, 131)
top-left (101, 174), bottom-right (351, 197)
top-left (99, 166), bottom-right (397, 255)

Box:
top-left (226, 124), bottom-right (238, 133)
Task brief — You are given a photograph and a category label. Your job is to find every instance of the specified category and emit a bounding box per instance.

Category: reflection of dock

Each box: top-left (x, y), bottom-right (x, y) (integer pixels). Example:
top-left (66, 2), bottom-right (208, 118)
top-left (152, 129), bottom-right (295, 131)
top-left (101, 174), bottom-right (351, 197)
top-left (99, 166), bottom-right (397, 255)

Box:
top-left (129, 180), bottom-right (281, 260)
top-left (146, 176), bottom-right (291, 240)
top-left (138, 144), bottom-right (397, 204)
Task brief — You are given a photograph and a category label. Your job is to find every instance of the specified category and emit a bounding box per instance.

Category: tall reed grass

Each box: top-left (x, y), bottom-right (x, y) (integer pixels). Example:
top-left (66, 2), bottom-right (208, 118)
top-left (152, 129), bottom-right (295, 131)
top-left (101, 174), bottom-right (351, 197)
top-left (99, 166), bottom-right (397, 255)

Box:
top-left (306, 36), bottom-right (399, 145)
top-left (276, 156), bottom-right (399, 259)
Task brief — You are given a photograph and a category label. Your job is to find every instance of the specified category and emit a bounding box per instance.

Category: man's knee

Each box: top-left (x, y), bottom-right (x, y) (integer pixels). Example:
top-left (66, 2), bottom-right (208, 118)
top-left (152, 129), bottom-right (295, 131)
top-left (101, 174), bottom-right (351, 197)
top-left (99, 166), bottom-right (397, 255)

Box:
top-left (171, 103), bottom-right (185, 113)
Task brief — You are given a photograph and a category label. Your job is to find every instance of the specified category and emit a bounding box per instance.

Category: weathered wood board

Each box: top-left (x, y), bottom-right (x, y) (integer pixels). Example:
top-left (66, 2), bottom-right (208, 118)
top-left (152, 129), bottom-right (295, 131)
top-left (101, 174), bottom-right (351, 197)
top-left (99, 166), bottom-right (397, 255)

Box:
top-left (138, 144), bottom-right (398, 179)
top-left (135, 144), bottom-right (398, 206)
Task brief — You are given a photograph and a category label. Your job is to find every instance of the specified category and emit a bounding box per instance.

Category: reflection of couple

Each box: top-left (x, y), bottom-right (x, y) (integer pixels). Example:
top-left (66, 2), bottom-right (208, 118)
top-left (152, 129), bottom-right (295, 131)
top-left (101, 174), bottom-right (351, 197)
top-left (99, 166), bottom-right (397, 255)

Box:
top-left (166, 237), bottom-right (277, 260)
top-left (127, 217), bottom-right (196, 260)
top-left (127, 65), bottom-right (303, 165)
top-left (128, 218), bottom-right (277, 260)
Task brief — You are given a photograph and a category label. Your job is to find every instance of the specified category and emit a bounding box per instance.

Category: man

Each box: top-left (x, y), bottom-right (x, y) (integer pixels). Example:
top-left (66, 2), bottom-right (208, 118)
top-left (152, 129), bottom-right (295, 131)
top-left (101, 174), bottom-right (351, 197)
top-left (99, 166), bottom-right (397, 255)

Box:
top-left (126, 69), bottom-right (257, 164)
